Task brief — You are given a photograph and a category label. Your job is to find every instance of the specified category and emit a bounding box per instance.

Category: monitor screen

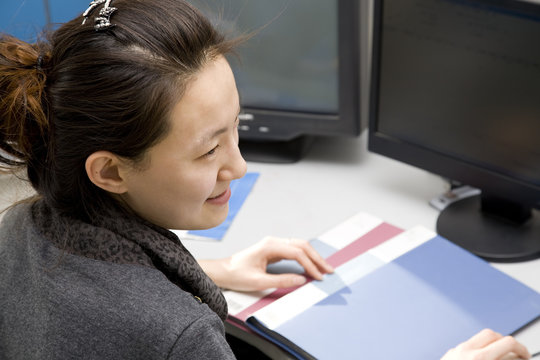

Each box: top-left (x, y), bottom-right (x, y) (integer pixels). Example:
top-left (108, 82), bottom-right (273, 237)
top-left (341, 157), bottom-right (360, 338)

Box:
top-left (191, 0), bottom-right (364, 162)
top-left (230, 1), bottom-right (339, 115)
top-left (369, 0), bottom-right (540, 262)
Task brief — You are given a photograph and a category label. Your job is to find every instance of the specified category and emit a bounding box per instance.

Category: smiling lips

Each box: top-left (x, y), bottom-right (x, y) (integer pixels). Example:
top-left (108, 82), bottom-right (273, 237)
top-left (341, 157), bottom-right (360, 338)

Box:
top-left (206, 187), bottom-right (231, 205)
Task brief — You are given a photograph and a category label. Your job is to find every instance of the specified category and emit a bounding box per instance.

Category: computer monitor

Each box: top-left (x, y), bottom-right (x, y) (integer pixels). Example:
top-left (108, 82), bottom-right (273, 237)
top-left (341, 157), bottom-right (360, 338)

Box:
top-left (368, 0), bottom-right (540, 262)
top-left (191, 0), bottom-right (365, 162)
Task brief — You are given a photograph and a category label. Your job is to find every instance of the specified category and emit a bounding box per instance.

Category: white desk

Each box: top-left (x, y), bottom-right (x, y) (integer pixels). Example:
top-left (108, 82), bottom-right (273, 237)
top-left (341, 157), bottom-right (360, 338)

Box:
top-left (184, 130), bottom-right (540, 354)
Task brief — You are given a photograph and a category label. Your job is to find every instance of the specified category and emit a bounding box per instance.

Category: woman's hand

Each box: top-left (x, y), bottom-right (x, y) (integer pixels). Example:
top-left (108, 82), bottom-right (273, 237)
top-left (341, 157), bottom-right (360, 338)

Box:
top-left (441, 329), bottom-right (530, 360)
top-left (199, 236), bottom-right (334, 292)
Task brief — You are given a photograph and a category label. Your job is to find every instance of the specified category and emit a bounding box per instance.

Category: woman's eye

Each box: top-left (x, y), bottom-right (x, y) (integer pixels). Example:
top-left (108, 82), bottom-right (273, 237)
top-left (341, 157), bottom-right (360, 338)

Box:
top-left (205, 145), bottom-right (219, 157)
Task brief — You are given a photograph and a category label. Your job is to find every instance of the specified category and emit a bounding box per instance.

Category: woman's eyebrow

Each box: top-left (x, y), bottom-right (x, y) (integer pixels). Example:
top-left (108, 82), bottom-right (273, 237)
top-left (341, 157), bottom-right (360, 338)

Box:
top-left (198, 105), bottom-right (242, 144)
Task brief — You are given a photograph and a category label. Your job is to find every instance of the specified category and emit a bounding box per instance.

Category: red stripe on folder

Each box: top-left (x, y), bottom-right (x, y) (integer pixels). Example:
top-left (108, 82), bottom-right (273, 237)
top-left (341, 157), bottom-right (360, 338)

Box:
top-left (325, 222), bottom-right (403, 268)
top-left (232, 222), bottom-right (403, 322)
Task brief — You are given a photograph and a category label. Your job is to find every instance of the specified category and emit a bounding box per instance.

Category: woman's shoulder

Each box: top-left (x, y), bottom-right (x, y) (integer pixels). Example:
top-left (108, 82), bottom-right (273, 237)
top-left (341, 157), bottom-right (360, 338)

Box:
top-left (2, 231), bottom-right (230, 358)
top-left (103, 260), bottom-right (219, 323)
top-left (56, 260), bottom-right (232, 357)
top-left (1, 201), bottom-right (234, 358)
top-left (53, 248), bottom-right (221, 327)
top-left (1, 200), bottom-right (220, 327)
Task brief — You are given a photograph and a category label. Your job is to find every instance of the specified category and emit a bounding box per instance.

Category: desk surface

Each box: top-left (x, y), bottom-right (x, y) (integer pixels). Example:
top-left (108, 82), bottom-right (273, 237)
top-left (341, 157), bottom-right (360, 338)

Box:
top-left (184, 130), bottom-right (540, 353)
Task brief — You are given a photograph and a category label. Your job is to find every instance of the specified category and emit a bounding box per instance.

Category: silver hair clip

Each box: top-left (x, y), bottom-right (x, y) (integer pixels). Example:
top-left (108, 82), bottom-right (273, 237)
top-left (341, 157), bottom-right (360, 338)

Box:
top-left (81, 0), bottom-right (117, 31)
top-left (36, 55), bottom-right (43, 71)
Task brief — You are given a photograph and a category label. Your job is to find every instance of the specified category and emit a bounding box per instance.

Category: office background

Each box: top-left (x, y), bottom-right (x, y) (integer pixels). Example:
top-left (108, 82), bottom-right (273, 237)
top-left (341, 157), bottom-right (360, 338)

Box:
top-left (1, 0), bottom-right (539, 356)
top-left (0, 0), bottom-right (93, 41)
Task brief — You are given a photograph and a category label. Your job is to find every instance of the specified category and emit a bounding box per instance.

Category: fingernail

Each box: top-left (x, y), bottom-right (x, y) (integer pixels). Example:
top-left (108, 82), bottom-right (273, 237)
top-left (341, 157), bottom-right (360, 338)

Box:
top-left (293, 276), bottom-right (307, 286)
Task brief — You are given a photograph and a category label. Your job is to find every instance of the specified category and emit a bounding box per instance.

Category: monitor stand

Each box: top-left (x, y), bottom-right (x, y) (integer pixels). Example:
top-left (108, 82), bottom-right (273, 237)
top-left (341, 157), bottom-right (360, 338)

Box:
top-left (238, 136), bottom-right (314, 163)
top-left (436, 194), bottom-right (540, 262)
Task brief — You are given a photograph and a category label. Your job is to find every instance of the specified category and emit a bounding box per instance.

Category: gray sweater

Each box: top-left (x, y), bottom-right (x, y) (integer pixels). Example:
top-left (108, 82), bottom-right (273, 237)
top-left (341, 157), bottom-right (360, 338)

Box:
top-left (0, 204), bottom-right (236, 359)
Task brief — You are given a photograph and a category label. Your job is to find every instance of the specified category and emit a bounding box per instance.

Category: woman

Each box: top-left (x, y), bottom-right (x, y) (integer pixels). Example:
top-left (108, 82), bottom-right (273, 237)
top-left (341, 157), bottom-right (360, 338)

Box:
top-left (0, 0), bottom-right (531, 359)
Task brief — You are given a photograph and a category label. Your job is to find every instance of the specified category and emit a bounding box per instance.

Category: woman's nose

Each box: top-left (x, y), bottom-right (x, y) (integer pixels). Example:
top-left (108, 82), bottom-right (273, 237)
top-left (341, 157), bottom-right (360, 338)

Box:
top-left (219, 144), bottom-right (247, 181)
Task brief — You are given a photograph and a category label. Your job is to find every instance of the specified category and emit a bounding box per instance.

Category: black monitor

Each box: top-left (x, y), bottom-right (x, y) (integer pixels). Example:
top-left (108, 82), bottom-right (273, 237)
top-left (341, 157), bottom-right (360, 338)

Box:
top-left (191, 0), bottom-right (364, 162)
top-left (368, 0), bottom-right (540, 262)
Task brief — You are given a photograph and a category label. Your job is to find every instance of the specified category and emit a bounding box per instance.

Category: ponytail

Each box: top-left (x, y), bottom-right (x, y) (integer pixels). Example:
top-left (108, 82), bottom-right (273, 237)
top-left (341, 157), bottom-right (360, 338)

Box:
top-left (0, 34), bottom-right (50, 171)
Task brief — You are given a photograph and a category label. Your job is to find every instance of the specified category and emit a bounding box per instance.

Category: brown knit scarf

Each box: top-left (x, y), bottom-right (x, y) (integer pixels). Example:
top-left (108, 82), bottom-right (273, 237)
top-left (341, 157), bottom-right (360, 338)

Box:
top-left (31, 199), bottom-right (228, 321)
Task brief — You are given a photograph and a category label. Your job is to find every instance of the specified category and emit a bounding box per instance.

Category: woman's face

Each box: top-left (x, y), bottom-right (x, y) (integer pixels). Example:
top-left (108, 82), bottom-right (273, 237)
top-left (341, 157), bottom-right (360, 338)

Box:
top-left (120, 56), bottom-right (247, 230)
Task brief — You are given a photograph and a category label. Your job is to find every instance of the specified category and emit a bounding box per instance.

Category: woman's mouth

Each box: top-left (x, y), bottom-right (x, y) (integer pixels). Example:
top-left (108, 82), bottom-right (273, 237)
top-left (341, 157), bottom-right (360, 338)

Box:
top-left (206, 187), bottom-right (231, 205)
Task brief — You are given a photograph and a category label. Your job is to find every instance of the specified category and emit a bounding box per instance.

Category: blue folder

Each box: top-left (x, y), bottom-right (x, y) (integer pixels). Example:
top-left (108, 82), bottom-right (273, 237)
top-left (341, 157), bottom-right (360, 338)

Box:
top-left (258, 236), bottom-right (540, 359)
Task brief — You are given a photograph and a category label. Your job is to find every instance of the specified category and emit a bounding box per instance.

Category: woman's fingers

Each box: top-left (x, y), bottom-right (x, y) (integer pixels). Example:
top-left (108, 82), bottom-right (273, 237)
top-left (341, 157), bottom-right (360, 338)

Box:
top-left (264, 237), bottom-right (333, 280)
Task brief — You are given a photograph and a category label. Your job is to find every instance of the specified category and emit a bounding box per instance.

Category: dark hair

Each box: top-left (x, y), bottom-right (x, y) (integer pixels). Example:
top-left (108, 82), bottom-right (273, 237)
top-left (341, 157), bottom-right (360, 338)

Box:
top-left (0, 0), bottom-right (239, 221)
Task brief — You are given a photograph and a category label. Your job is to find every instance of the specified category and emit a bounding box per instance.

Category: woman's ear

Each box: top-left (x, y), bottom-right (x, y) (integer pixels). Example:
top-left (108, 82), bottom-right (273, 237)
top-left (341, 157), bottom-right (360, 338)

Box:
top-left (85, 151), bottom-right (128, 194)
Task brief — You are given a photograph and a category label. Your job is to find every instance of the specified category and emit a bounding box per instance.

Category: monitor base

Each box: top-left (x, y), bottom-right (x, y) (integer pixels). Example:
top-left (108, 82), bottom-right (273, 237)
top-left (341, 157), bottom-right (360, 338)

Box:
top-left (436, 195), bottom-right (540, 263)
top-left (239, 136), bottom-right (314, 163)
